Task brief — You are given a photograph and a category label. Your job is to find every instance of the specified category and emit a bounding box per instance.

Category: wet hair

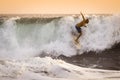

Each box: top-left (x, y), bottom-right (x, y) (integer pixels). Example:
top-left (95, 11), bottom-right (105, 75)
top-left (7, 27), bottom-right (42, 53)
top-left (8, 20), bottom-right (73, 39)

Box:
top-left (85, 19), bottom-right (89, 23)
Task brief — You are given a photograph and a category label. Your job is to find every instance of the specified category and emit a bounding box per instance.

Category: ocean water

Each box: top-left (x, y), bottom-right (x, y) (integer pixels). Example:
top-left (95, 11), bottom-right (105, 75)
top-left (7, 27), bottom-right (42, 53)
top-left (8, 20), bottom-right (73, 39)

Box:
top-left (0, 14), bottom-right (120, 80)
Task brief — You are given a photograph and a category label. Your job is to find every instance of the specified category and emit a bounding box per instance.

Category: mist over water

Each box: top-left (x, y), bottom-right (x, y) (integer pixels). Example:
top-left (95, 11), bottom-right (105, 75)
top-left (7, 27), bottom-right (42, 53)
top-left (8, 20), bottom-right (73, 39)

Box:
top-left (0, 14), bottom-right (120, 59)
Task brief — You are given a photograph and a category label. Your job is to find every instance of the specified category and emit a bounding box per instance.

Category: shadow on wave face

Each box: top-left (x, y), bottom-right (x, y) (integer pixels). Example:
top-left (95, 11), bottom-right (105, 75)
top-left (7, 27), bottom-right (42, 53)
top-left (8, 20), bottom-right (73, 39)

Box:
top-left (58, 43), bottom-right (120, 70)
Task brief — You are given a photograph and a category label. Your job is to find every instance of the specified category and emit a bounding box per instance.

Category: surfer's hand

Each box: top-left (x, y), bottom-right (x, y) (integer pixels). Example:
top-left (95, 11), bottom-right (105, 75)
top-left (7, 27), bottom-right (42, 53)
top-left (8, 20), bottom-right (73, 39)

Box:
top-left (84, 25), bottom-right (87, 27)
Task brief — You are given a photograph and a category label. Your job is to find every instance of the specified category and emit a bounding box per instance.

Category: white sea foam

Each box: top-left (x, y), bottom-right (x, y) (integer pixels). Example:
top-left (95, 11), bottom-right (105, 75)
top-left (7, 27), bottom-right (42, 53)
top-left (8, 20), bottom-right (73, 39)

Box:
top-left (0, 15), bottom-right (120, 80)
top-left (0, 15), bottom-right (120, 59)
top-left (0, 57), bottom-right (120, 80)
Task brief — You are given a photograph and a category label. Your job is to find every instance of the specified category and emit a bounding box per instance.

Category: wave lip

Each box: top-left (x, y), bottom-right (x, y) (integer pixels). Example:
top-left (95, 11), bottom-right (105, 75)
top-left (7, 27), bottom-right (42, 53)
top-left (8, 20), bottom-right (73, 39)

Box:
top-left (15, 17), bottom-right (61, 24)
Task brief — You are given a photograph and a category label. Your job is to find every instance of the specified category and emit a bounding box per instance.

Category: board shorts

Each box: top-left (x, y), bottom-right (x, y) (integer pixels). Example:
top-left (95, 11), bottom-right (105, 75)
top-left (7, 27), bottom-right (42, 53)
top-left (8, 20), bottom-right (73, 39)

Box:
top-left (75, 26), bottom-right (81, 33)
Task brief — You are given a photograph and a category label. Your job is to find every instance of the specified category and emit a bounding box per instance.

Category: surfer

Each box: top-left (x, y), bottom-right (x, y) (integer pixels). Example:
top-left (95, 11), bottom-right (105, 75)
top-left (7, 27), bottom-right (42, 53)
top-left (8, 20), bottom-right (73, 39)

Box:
top-left (75, 13), bottom-right (89, 43)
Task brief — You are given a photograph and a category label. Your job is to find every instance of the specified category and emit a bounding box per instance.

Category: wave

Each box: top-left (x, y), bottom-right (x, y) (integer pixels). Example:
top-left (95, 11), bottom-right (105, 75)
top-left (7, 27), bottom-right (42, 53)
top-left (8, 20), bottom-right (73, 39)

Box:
top-left (59, 43), bottom-right (120, 70)
top-left (0, 14), bottom-right (120, 59)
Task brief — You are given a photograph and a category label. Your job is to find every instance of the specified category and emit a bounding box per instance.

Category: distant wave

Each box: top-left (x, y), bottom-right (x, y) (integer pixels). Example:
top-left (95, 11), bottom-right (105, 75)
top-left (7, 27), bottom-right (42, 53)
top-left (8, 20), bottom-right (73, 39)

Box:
top-left (15, 17), bottom-right (61, 24)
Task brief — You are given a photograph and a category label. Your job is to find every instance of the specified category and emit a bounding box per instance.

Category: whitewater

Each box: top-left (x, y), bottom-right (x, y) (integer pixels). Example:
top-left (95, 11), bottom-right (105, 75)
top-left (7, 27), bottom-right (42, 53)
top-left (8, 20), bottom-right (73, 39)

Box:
top-left (0, 14), bottom-right (120, 80)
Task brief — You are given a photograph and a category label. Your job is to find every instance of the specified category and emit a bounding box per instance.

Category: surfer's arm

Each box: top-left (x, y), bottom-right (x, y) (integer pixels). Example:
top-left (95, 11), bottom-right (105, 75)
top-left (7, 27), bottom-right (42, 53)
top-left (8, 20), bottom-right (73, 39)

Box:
top-left (84, 25), bottom-right (87, 27)
top-left (82, 23), bottom-right (87, 27)
top-left (81, 13), bottom-right (85, 21)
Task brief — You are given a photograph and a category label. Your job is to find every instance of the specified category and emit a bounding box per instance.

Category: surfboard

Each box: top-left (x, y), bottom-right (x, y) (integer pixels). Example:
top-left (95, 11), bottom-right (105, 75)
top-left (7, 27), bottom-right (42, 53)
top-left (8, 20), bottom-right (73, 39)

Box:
top-left (72, 36), bottom-right (81, 49)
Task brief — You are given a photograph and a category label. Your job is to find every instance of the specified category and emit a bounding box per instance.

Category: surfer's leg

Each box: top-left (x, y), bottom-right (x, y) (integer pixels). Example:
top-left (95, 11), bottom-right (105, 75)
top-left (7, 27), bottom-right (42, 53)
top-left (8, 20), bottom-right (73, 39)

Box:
top-left (75, 27), bottom-right (82, 42)
top-left (75, 33), bottom-right (82, 43)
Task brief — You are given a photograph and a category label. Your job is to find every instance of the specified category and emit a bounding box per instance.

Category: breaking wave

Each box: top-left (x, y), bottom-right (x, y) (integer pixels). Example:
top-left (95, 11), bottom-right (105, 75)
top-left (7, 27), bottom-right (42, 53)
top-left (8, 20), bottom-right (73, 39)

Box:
top-left (0, 14), bottom-right (120, 59)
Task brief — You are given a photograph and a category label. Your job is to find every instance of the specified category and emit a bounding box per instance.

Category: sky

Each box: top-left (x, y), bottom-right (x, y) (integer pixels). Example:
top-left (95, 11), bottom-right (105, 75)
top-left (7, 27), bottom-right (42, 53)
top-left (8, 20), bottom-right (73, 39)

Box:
top-left (0, 0), bottom-right (120, 14)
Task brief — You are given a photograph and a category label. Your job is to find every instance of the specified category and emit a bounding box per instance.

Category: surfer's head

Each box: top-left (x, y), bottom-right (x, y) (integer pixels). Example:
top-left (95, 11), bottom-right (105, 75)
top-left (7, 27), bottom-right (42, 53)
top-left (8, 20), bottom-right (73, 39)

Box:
top-left (85, 19), bottom-right (89, 23)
